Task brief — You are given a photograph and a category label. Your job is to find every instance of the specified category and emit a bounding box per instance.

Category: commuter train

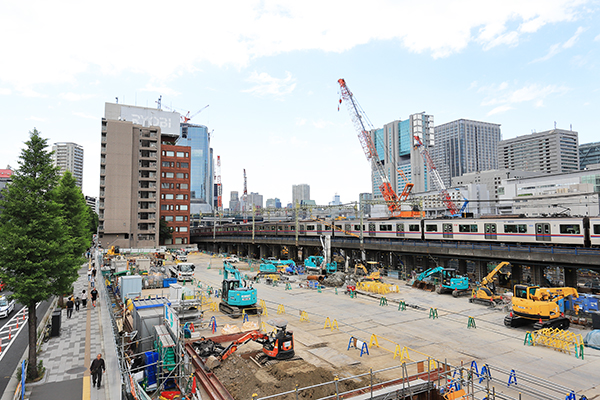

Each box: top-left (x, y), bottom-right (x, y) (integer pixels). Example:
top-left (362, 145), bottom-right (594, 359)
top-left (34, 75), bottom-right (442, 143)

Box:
top-left (192, 216), bottom-right (600, 247)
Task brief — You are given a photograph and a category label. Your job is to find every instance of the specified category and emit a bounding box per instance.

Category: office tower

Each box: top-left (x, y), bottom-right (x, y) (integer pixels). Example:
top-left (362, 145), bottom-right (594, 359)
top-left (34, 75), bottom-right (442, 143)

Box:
top-left (247, 192), bottom-right (263, 208)
top-left (359, 192), bottom-right (372, 216)
top-left (498, 129), bottom-right (579, 174)
top-left (266, 198), bottom-right (281, 208)
top-left (371, 113), bottom-right (434, 198)
top-left (160, 143), bottom-right (191, 245)
top-left (180, 123), bottom-right (213, 214)
top-left (432, 119), bottom-right (501, 187)
top-left (580, 142), bottom-right (600, 170)
top-left (292, 184), bottom-right (310, 205)
top-left (52, 142), bottom-right (84, 188)
top-left (329, 194), bottom-right (341, 205)
top-left (100, 103), bottom-right (181, 249)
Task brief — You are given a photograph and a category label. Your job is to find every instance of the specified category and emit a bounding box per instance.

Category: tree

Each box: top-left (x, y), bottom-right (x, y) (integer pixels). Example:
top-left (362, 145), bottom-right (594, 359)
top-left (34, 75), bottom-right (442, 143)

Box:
top-left (0, 129), bottom-right (81, 380)
top-left (87, 205), bottom-right (99, 239)
top-left (159, 219), bottom-right (173, 244)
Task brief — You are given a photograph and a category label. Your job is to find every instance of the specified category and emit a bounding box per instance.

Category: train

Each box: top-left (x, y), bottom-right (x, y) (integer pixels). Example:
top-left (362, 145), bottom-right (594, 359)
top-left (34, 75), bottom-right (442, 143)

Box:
top-left (192, 216), bottom-right (600, 248)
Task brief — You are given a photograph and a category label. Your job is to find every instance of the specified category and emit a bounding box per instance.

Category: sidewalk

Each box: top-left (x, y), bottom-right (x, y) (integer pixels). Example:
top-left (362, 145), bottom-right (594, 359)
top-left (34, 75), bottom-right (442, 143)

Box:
top-left (22, 263), bottom-right (119, 400)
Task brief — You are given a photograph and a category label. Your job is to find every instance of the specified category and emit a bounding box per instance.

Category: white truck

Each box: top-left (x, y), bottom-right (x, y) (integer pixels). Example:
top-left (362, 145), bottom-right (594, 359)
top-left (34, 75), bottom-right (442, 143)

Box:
top-left (169, 262), bottom-right (195, 281)
top-left (0, 295), bottom-right (15, 318)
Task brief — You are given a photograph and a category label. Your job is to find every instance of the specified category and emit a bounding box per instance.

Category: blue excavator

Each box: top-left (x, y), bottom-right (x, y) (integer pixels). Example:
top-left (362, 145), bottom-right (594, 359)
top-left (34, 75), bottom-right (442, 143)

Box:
top-left (220, 262), bottom-right (257, 317)
top-left (411, 266), bottom-right (470, 297)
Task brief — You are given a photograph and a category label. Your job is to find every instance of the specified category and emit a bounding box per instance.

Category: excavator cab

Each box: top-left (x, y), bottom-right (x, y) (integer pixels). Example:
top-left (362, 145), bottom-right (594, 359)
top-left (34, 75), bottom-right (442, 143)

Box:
top-left (263, 319), bottom-right (295, 360)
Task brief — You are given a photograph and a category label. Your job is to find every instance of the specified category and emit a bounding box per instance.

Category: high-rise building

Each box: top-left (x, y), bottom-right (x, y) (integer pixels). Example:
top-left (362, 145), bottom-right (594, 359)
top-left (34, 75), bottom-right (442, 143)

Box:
top-left (329, 194), bottom-right (341, 205)
top-left (580, 142), bottom-right (600, 170)
top-left (180, 123), bottom-right (213, 214)
top-left (432, 119), bottom-right (501, 188)
top-left (100, 103), bottom-right (181, 249)
top-left (265, 198), bottom-right (281, 208)
top-left (85, 195), bottom-right (97, 214)
top-left (160, 143), bottom-right (191, 246)
top-left (371, 113), bottom-right (434, 198)
top-left (229, 191), bottom-right (240, 213)
top-left (292, 184), bottom-right (310, 205)
top-left (498, 129), bottom-right (579, 174)
top-left (247, 192), bottom-right (263, 208)
top-left (52, 142), bottom-right (84, 188)
top-left (359, 192), bottom-right (373, 216)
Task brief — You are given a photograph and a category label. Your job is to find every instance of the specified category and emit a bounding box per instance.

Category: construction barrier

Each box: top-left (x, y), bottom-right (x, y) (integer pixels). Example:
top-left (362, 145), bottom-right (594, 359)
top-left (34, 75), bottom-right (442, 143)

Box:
top-left (379, 297), bottom-right (388, 306)
top-left (347, 337), bottom-right (369, 356)
top-left (259, 300), bottom-right (269, 317)
top-left (299, 310), bottom-right (309, 322)
top-left (524, 328), bottom-right (584, 358)
top-left (467, 316), bottom-right (476, 329)
top-left (356, 281), bottom-right (399, 295)
top-left (398, 300), bottom-right (406, 311)
top-left (323, 317), bottom-right (339, 331)
top-left (429, 308), bottom-right (438, 319)
top-left (285, 283), bottom-right (292, 290)
top-left (277, 304), bottom-right (286, 314)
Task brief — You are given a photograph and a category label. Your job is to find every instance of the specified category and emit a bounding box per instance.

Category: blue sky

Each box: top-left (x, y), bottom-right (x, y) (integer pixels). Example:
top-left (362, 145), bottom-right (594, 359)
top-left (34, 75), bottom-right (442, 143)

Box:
top-left (1, 1), bottom-right (598, 206)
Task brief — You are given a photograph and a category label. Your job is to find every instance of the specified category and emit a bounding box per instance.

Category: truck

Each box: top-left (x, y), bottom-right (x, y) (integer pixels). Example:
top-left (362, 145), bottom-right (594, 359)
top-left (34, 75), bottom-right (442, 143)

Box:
top-left (0, 295), bottom-right (15, 318)
top-left (169, 262), bottom-right (195, 282)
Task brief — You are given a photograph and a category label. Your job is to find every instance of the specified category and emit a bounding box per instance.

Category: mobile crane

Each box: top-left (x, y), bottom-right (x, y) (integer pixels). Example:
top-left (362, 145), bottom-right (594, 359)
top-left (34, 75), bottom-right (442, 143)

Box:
top-left (205, 319), bottom-right (294, 369)
top-left (220, 262), bottom-right (257, 317)
top-left (504, 285), bottom-right (579, 330)
top-left (470, 261), bottom-right (511, 306)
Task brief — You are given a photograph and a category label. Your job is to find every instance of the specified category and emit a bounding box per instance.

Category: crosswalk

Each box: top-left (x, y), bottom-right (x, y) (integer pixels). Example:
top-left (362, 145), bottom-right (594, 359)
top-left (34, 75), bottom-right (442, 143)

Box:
top-left (0, 306), bottom-right (29, 362)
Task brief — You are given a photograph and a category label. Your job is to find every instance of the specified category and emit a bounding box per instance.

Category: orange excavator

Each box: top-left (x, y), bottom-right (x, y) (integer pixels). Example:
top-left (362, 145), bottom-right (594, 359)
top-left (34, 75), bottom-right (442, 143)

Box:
top-left (206, 319), bottom-right (294, 369)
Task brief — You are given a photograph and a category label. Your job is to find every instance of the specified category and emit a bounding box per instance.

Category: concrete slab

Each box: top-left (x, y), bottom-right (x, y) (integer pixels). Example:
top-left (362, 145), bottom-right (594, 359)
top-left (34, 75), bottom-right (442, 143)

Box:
top-left (288, 326), bottom-right (327, 348)
top-left (307, 347), bottom-right (361, 367)
top-left (29, 378), bottom-right (82, 400)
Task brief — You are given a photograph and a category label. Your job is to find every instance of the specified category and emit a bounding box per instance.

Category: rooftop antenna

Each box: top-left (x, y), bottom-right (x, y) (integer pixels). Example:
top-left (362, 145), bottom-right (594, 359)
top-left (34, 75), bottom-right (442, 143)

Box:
top-left (554, 121), bottom-right (557, 129)
top-left (156, 95), bottom-right (162, 110)
top-left (115, 97), bottom-right (118, 104)
top-left (570, 124), bottom-right (572, 131)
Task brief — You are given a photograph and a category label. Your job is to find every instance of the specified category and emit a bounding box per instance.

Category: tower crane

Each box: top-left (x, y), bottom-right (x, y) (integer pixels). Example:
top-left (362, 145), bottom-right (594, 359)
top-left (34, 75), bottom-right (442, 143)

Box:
top-left (182, 105), bottom-right (209, 123)
top-left (413, 135), bottom-right (460, 216)
top-left (337, 79), bottom-right (405, 215)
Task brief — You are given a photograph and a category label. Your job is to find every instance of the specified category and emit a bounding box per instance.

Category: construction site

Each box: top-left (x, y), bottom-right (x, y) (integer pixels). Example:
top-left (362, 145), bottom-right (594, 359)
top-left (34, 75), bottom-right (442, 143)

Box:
top-left (97, 247), bottom-right (600, 400)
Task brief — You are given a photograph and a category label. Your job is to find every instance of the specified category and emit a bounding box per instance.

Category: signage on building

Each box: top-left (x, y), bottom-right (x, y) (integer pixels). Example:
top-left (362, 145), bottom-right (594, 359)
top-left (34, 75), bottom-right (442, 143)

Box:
top-left (164, 304), bottom-right (180, 338)
top-left (119, 105), bottom-right (180, 136)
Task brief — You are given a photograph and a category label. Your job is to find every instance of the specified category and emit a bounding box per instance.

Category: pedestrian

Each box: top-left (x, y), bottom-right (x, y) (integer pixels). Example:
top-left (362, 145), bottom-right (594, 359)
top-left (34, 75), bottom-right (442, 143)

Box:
top-left (75, 296), bottom-right (80, 311)
top-left (87, 268), bottom-right (92, 281)
top-left (92, 267), bottom-right (97, 279)
top-left (90, 353), bottom-right (106, 389)
top-left (91, 288), bottom-right (98, 307)
top-left (90, 274), bottom-right (95, 288)
top-left (81, 289), bottom-right (87, 308)
top-left (66, 297), bottom-right (74, 318)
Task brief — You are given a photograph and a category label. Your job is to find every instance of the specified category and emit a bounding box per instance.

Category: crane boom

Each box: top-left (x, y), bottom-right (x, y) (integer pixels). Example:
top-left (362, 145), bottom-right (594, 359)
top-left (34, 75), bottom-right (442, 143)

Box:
top-left (338, 79), bottom-right (402, 214)
top-left (413, 135), bottom-right (459, 215)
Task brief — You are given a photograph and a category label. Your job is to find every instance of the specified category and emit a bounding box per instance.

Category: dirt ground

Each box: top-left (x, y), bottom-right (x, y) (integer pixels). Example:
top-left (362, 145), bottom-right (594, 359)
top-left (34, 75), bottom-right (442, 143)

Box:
top-left (214, 352), bottom-right (373, 399)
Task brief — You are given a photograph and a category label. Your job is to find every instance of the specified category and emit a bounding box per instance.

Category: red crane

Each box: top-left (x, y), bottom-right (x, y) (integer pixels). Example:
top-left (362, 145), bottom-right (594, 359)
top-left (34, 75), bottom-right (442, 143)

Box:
top-left (338, 78), bottom-right (404, 215)
top-left (413, 135), bottom-right (459, 215)
top-left (182, 105), bottom-right (209, 123)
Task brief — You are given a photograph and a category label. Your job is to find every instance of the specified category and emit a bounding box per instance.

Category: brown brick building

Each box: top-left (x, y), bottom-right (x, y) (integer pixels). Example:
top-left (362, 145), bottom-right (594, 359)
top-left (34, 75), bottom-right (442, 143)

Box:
top-left (160, 143), bottom-right (191, 246)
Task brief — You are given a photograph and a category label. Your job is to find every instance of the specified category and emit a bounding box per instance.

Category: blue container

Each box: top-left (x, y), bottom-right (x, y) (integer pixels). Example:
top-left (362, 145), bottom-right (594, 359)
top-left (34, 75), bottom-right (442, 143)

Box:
top-left (144, 351), bottom-right (159, 386)
top-left (163, 278), bottom-right (177, 288)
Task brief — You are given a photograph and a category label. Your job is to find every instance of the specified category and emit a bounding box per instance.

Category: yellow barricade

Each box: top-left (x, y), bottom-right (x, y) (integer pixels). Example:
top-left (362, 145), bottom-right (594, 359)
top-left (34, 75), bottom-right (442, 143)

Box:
top-left (530, 328), bottom-right (584, 355)
top-left (356, 282), bottom-right (399, 295)
top-left (324, 317), bottom-right (339, 331)
top-left (277, 304), bottom-right (286, 314)
top-left (299, 310), bottom-right (310, 322)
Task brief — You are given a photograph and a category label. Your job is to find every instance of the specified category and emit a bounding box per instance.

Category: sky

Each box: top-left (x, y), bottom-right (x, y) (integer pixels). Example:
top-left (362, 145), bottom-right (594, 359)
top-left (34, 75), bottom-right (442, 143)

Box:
top-left (1, 0), bottom-right (599, 207)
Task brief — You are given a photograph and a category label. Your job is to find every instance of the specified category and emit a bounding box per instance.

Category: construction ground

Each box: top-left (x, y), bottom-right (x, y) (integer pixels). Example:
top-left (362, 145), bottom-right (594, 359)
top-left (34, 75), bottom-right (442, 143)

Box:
top-left (140, 252), bottom-right (600, 399)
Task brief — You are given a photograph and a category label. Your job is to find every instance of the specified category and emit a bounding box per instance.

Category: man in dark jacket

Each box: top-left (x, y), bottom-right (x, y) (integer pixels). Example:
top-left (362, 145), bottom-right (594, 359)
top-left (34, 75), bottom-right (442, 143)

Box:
top-left (90, 353), bottom-right (106, 389)
top-left (66, 297), bottom-right (74, 318)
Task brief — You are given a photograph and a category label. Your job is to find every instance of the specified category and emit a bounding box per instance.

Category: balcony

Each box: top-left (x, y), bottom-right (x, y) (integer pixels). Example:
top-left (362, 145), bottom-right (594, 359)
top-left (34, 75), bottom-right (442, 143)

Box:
top-left (139, 171), bottom-right (157, 180)
top-left (139, 150), bottom-right (157, 159)
top-left (140, 140), bottom-right (158, 149)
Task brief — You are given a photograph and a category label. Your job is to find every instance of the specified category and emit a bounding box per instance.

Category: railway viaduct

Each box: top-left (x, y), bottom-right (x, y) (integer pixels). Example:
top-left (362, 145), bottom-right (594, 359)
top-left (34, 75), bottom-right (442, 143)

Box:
top-left (191, 234), bottom-right (600, 288)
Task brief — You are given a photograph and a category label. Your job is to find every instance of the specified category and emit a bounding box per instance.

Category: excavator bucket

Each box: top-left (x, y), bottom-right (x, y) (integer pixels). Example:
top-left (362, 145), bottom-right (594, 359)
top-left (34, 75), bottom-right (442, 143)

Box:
top-left (205, 355), bottom-right (221, 370)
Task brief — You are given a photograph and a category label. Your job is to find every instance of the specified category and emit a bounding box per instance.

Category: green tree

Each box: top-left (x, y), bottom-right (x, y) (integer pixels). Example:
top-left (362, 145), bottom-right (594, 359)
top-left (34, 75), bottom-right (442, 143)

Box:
top-left (87, 205), bottom-right (99, 239)
top-left (0, 129), bottom-right (79, 380)
top-left (159, 219), bottom-right (173, 243)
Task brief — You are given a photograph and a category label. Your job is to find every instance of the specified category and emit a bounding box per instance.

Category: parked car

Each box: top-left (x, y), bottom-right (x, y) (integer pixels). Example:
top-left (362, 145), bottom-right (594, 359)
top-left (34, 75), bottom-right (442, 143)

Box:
top-left (0, 295), bottom-right (15, 318)
top-left (225, 255), bottom-right (240, 263)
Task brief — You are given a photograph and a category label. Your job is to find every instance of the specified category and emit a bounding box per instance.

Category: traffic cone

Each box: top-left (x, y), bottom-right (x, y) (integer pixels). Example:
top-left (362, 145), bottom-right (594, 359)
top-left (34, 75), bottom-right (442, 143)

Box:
top-left (539, 318), bottom-right (543, 324)
top-left (509, 312), bottom-right (513, 317)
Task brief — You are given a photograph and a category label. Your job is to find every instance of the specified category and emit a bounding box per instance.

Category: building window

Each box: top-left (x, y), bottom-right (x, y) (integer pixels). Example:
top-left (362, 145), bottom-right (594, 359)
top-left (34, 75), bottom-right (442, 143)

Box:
top-left (185, 152), bottom-right (189, 157)
top-left (161, 183), bottom-right (169, 189)
top-left (166, 151), bottom-right (175, 157)
top-left (165, 172), bottom-right (174, 178)
top-left (177, 151), bottom-right (185, 157)
top-left (165, 216), bottom-right (173, 221)
top-left (176, 173), bottom-right (184, 179)
top-left (180, 162), bottom-right (189, 168)
top-left (180, 226), bottom-right (188, 232)
top-left (175, 216), bottom-right (184, 221)
top-left (161, 205), bottom-right (167, 210)
top-left (165, 194), bottom-right (174, 200)
top-left (176, 194), bottom-right (184, 200)
top-left (180, 183), bottom-right (188, 189)
top-left (180, 205), bottom-right (188, 211)
top-left (162, 161), bottom-right (170, 167)
top-left (175, 238), bottom-right (183, 244)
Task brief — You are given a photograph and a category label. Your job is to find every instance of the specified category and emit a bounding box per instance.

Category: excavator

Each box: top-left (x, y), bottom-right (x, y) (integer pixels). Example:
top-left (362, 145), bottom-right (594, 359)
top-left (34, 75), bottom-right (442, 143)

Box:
top-left (504, 285), bottom-right (579, 330)
top-left (470, 261), bottom-right (511, 306)
top-left (410, 266), bottom-right (443, 290)
top-left (205, 319), bottom-right (295, 369)
top-left (353, 260), bottom-right (381, 282)
top-left (219, 262), bottom-right (257, 318)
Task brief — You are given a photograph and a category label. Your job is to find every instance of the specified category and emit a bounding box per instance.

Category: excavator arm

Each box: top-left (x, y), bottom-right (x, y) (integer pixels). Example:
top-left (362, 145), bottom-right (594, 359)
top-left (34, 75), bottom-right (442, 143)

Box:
top-left (219, 331), bottom-right (269, 362)
top-left (481, 262), bottom-right (510, 287)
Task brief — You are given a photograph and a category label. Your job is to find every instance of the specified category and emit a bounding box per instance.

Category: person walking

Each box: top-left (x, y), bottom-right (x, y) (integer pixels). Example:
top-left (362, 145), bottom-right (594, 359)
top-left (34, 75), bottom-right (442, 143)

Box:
top-left (91, 288), bottom-right (98, 307)
top-left (74, 296), bottom-right (80, 312)
top-left (90, 274), bottom-right (95, 288)
top-left (66, 297), bottom-right (74, 318)
top-left (81, 289), bottom-right (87, 308)
top-left (90, 353), bottom-right (106, 389)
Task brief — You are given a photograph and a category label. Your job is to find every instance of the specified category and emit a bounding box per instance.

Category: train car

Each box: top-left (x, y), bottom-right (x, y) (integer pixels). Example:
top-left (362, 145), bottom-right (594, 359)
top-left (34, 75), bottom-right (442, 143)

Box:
top-left (332, 219), bottom-right (423, 240)
top-left (589, 217), bottom-right (600, 247)
top-left (422, 217), bottom-right (586, 246)
top-left (298, 220), bottom-right (331, 237)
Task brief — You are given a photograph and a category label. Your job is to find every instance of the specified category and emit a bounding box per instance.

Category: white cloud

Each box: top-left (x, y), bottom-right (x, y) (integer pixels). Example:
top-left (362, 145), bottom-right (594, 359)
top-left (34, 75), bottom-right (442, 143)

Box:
top-left (531, 26), bottom-right (586, 63)
top-left (481, 82), bottom-right (569, 115)
top-left (312, 119), bottom-right (334, 129)
top-left (0, 88), bottom-right (11, 95)
top-left (139, 80), bottom-right (181, 97)
top-left (595, 34), bottom-right (600, 41)
top-left (295, 118), bottom-right (307, 126)
top-left (243, 71), bottom-right (296, 98)
top-left (59, 92), bottom-right (95, 101)
top-left (28, 116), bottom-right (47, 122)
top-left (0, 0), bottom-right (590, 90)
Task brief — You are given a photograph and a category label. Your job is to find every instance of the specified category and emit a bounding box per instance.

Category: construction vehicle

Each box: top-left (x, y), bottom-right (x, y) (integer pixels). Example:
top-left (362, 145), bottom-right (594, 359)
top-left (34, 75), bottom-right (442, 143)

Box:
top-left (107, 245), bottom-right (120, 256)
top-left (504, 285), bottom-right (578, 330)
top-left (470, 261), bottom-right (511, 306)
top-left (353, 260), bottom-right (381, 281)
top-left (411, 266), bottom-right (444, 291)
top-left (220, 262), bottom-right (257, 317)
top-left (205, 318), bottom-right (294, 369)
top-left (435, 268), bottom-right (470, 297)
top-left (304, 256), bottom-right (337, 275)
top-left (169, 262), bottom-right (195, 282)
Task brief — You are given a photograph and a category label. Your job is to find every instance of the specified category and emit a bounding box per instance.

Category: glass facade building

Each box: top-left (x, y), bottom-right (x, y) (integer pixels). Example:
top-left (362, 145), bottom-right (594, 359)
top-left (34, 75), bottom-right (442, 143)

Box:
top-left (580, 141), bottom-right (600, 170)
top-left (180, 123), bottom-right (213, 214)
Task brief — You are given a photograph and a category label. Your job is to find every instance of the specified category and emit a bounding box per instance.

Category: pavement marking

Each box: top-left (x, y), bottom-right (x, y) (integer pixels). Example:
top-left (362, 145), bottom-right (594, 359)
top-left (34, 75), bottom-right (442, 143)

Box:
top-left (83, 376), bottom-right (91, 400)
top-left (0, 307), bottom-right (29, 363)
top-left (83, 276), bottom-right (92, 400)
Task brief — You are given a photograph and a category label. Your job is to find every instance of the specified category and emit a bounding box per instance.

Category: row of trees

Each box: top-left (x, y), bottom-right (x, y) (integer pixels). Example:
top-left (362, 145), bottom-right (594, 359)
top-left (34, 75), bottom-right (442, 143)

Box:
top-left (0, 129), bottom-right (96, 380)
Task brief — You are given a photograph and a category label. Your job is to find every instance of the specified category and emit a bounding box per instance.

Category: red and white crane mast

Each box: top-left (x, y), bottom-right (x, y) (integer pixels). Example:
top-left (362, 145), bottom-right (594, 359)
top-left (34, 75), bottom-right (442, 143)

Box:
top-left (338, 78), bottom-right (402, 214)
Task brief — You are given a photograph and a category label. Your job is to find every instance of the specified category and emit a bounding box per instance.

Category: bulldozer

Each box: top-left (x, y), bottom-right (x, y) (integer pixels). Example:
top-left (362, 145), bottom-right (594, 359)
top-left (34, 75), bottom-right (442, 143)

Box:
top-left (504, 285), bottom-right (578, 330)
top-left (205, 318), bottom-right (294, 369)
top-left (470, 261), bottom-right (511, 306)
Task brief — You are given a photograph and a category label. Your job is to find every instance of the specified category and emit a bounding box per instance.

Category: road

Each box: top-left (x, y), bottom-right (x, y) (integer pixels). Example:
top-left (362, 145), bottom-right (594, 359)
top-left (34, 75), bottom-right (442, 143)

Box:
top-left (0, 295), bottom-right (51, 398)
